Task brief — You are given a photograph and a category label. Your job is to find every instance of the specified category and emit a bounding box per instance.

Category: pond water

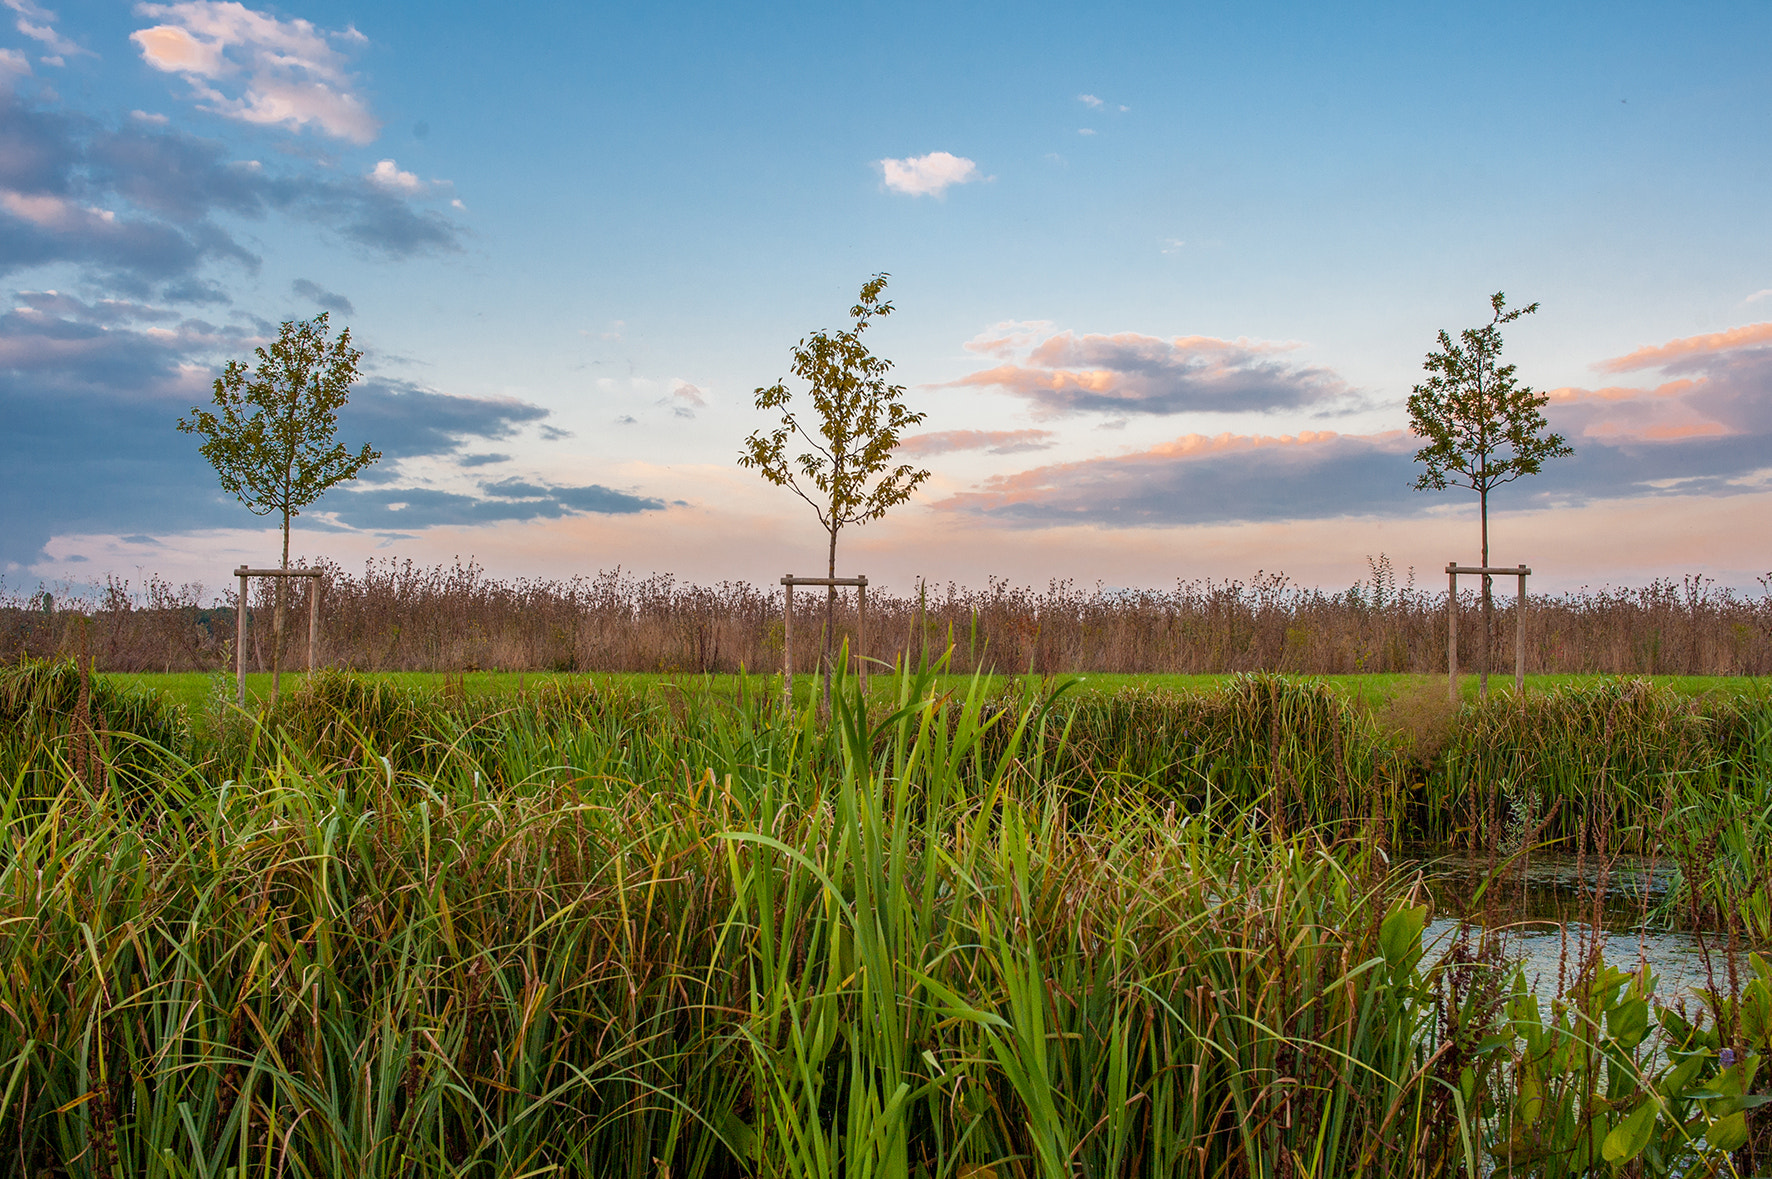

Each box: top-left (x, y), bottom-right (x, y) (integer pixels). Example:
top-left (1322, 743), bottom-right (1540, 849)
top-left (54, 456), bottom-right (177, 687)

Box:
top-left (1405, 849), bottom-right (1746, 1005)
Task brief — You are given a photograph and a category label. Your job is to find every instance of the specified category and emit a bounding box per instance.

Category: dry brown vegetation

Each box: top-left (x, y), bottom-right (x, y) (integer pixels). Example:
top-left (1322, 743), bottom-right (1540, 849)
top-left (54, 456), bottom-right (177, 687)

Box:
top-left (4, 554), bottom-right (1770, 675)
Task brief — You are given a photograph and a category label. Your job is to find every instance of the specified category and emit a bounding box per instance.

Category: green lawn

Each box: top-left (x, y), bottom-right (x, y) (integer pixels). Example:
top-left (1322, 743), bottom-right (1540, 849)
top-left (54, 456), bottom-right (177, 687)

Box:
top-left (102, 667), bottom-right (1769, 722)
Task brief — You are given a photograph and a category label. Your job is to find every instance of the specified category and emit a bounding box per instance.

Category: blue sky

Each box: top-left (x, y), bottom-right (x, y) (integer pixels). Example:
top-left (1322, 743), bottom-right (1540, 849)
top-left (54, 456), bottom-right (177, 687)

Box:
top-left (3, 0), bottom-right (1769, 597)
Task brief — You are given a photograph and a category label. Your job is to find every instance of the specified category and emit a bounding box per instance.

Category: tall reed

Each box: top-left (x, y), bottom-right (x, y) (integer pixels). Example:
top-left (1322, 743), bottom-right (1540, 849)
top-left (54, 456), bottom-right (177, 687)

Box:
top-left (7, 559), bottom-right (1770, 675)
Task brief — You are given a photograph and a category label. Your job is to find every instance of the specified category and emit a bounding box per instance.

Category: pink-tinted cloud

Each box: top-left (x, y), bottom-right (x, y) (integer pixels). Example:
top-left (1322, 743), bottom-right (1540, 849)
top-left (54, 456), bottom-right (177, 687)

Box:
top-left (898, 428), bottom-right (1056, 457)
top-left (1595, 322), bottom-right (1772, 373)
top-left (1550, 319), bottom-right (1772, 442)
top-left (948, 322), bottom-right (1348, 415)
top-left (1545, 378), bottom-right (1727, 443)
top-left (131, 1), bottom-right (379, 143)
top-left (935, 429), bottom-right (1419, 525)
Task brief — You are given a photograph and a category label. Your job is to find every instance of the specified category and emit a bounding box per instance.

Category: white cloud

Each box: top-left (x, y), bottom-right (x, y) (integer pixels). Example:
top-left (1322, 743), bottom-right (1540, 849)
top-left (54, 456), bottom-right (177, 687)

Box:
top-left (1077, 93), bottom-right (1103, 108)
top-left (4, 0), bottom-right (88, 59)
top-left (1160, 238), bottom-right (1185, 254)
top-left (878, 151), bottom-right (981, 197)
top-left (0, 46), bottom-right (30, 78)
top-left (1748, 289), bottom-right (1772, 304)
top-left (130, 1), bottom-right (379, 143)
top-left (367, 158), bottom-right (423, 192)
top-left (1078, 128), bottom-right (1096, 136)
top-left (129, 109), bottom-right (170, 124)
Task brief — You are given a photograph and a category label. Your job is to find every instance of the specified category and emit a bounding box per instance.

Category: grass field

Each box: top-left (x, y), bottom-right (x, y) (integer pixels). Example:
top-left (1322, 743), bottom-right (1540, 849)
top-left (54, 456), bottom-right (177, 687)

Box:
top-left (99, 666), bottom-right (1772, 725)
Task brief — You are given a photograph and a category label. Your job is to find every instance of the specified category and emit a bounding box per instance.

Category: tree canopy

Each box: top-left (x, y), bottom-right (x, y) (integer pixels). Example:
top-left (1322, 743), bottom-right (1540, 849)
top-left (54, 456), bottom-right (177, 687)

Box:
top-left (178, 312), bottom-right (379, 564)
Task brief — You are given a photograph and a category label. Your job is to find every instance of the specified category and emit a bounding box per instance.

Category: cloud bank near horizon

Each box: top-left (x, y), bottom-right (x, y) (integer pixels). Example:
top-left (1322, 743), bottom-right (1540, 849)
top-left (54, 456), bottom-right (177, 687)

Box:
top-left (0, 292), bottom-right (661, 568)
top-left (937, 322), bottom-right (1772, 527)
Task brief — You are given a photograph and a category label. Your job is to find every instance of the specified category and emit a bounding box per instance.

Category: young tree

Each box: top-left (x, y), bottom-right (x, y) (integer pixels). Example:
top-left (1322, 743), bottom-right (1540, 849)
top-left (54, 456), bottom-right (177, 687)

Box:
top-left (178, 313), bottom-right (379, 697)
top-left (1407, 292), bottom-right (1571, 696)
top-left (740, 274), bottom-right (930, 705)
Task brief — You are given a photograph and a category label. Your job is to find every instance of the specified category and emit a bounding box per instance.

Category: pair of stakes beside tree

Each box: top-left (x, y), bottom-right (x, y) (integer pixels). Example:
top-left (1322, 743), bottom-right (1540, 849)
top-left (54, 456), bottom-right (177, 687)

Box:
top-left (181, 285), bottom-right (1567, 708)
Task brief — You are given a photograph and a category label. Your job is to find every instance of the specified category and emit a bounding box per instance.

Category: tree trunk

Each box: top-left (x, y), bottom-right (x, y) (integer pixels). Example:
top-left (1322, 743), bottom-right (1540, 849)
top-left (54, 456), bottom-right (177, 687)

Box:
top-left (823, 522), bottom-right (838, 712)
top-left (1479, 488), bottom-right (1491, 699)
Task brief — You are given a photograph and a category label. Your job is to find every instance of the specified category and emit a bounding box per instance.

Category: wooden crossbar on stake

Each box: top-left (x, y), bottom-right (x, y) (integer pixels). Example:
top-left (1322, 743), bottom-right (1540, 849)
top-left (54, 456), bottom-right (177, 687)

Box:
top-left (780, 574), bottom-right (869, 703)
top-left (1446, 563), bottom-right (1530, 703)
top-left (234, 565), bottom-right (325, 706)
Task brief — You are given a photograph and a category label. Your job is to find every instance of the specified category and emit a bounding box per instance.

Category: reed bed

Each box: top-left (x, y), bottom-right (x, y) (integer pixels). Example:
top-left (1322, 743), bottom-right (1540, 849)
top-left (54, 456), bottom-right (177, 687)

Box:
top-left (2, 664), bottom-right (1770, 1175)
top-left (6, 558), bottom-right (1771, 675)
top-left (5, 660), bottom-right (1768, 857)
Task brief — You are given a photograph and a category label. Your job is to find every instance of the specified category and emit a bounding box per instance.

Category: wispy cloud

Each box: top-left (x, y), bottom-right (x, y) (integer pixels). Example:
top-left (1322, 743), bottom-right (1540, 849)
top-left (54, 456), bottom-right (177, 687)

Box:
top-left (1594, 322), bottom-right (1772, 373)
top-left (324, 480), bottom-right (665, 531)
top-left (878, 151), bottom-right (980, 197)
top-left (936, 430), bottom-right (1419, 526)
top-left (130, 1), bottom-right (379, 143)
top-left (1747, 289), bottom-right (1772, 304)
top-left (0, 90), bottom-right (461, 290)
top-left (1075, 93), bottom-right (1128, 112)
top-left (4, 0), bottom-right (89, 61)
top-left (668, 381), bottom-right (706, 418)
top-left (898, 429), bottom-right (1056, 457)
top-left (950, 322), bottom-right (1351, 416)
top-left (290, 277), bottom-right (351, 314)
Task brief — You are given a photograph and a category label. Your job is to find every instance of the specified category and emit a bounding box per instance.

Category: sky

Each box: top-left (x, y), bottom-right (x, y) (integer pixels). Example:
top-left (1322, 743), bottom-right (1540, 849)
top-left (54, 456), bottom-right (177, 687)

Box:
top-left (2, 0), bottom-right (1769, 601)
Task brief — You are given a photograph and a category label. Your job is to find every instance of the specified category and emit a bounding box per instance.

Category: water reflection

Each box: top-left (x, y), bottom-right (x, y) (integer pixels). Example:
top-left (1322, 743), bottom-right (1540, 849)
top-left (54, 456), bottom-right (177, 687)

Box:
top-left (1405, 848), bottom-right (1741, 1004)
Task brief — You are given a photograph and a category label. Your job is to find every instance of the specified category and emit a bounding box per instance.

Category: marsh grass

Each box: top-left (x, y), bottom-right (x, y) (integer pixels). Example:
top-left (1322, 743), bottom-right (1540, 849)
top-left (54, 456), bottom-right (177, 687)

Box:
top-left (3, 658), bottom-right (1770, 1175)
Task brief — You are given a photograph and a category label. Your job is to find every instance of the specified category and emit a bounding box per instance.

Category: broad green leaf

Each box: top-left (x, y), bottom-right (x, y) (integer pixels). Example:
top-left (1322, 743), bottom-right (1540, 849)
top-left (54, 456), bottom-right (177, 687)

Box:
top-left (1378, 901), bottom-right (1427, 973)
top-left (1707, 1110), bottom-right (1749, 1152)
top-left (1601, 1099), bottom-right (1657, 1164)
top-left (1606, 996), bottom-right (1650, 1050)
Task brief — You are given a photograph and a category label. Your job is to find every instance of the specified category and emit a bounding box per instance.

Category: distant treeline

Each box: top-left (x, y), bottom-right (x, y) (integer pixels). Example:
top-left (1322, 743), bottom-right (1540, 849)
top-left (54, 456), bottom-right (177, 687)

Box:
top-left (4, 556), bottom-right (1770, 675)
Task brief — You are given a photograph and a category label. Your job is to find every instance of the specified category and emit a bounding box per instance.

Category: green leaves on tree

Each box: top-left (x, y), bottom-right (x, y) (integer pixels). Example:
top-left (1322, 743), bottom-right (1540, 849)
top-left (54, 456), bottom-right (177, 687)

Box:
top-left (177, 311), bottom-right (380, 567)
top-left (740, 274), bottom-right (930, 546)
top-left (739, 274), bottom-right (930, 705)
top-left (177, 311), bottom-right (379, 696)
top-left (1406, 292), bottom-right (1571, 513)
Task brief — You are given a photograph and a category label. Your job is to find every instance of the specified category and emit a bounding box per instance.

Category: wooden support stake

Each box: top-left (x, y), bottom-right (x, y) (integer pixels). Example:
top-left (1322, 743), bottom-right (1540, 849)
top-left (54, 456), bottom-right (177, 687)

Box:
top-left (783, 576), bottom-right (794, 706)
top-left (1447, 563), bottom-right (1533, 704)
top-left (858, 577), bottom-right (868, 693)
top-left (1515, 566), bottom-right (1526, 696)
top-left (1447, 565), bottom-right (1458, 705)
top-left (229, 566), bottom-right (325, 707)
top-left (308, 576), bottom-right (321, 675)
top-left (236, 565), bottom-right (248, 706)
top-left (780, 574), bottom-right (870, 705)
